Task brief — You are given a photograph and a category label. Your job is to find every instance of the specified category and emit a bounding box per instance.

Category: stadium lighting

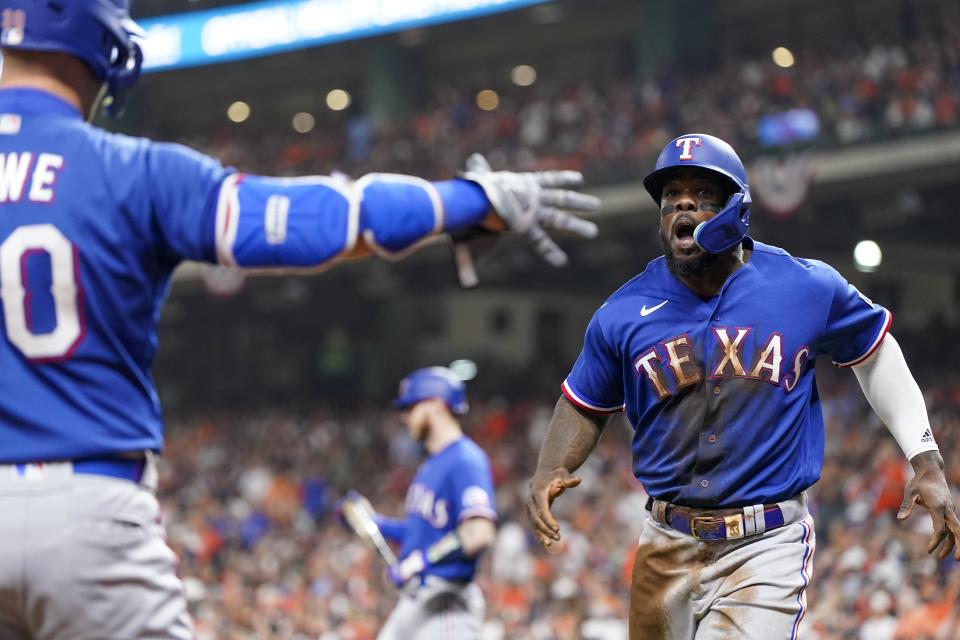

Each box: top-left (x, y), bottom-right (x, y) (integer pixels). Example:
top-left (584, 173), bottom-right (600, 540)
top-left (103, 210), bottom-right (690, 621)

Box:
top-left (449, 359), bottom-right (478, 381)
top-left (292, 112), bottom-right (315, 134)
top-left (326, 89), bottom-right (351, 111)
top-left (476, 89), bottom-right (499, 111)
top-left (772, 46), bottom-right (795, 68)
top-left (227, 101), bottom-right (250, 123)
top-left (854, 240), bottom-right (882, 272)
top-left (511, 64), bottom-right (537, 87)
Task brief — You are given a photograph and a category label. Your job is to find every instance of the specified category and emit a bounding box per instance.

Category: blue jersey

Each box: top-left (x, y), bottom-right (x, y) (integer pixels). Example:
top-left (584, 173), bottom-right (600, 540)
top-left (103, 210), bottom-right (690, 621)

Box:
top-left (0, 88), bottom-right (489, 463)
top-left (400, 437), bottom-right (496, 582)
top-left (562, 239), bottom-right (890, 508)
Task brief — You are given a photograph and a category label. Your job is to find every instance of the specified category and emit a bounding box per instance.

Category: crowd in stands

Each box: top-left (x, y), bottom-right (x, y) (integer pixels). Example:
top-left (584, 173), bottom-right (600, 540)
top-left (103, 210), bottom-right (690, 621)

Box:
top-left (159, 354), bottom-right (960, 639)
top-left (174, 32), bottom-right (960, 184)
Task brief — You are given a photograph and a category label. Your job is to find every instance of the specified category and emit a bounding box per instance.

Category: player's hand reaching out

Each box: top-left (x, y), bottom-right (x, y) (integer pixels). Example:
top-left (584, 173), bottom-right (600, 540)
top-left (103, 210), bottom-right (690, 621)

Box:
top-left (454, 154), bottom-right (600, 286)
top-left (527, 469), bottom-right (582, 549)
top-left (898, 450), bottom-right (960, 561)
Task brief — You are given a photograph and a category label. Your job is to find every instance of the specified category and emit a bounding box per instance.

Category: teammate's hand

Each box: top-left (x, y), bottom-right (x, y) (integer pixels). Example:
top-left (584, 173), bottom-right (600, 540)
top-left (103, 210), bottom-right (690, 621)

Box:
top-left (526, 468), bottom-right (582, 549)
top-left (898, 450), bottom-right (960, 561)
top-left (388, 550), bottom-right (428, 588)
top-left (334, 490), bottom-right (362, 530)
top-left (460, 154), bottom-right (600, 267)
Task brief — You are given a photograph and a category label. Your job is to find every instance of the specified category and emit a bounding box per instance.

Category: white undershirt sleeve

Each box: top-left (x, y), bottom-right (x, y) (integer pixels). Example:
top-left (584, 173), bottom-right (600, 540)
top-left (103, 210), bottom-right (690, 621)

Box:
top-left (852, 333), bottom-right (939, 460)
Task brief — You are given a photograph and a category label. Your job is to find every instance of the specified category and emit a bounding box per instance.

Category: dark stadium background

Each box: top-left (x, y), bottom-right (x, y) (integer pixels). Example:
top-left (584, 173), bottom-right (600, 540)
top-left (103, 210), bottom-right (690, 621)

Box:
top-left (113, 1), bottom-right (960, 637)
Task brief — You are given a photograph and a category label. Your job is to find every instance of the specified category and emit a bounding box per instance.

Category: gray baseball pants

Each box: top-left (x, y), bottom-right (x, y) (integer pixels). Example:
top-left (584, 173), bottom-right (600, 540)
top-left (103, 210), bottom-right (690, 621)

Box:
top-left (378, 575), bottom-right (485, 640)
top-left (0, 461), bottom-right (193, 640)
top-left (630, 493), bottom-right (815, 640)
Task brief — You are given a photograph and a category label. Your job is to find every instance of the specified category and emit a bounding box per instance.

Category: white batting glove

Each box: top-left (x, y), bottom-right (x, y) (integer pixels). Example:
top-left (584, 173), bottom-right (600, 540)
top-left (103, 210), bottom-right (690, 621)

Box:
top-left (460, 154), bottom-right (600, 267)
top-left (389, 550), bottom-right (427, 588)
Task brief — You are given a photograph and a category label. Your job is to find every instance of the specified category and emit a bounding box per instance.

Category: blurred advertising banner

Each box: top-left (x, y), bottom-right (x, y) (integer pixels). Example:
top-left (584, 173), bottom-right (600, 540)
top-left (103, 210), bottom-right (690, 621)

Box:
top-left (139, 0), bottom-right (551, 72)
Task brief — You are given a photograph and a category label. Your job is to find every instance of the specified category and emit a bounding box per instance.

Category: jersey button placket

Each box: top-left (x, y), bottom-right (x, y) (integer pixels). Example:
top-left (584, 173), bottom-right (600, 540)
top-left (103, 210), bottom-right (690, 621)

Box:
top-left (687, 302), bottom-right (719, 502)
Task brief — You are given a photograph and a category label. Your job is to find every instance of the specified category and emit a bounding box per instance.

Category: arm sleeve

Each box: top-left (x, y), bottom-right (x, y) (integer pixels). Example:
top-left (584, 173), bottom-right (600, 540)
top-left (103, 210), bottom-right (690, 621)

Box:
top-left (562, 311), bottom-right (625, 413)
top-left (449, 450), bottom-right (497, 524)
top-left (852, 334), bottom-right (938, 460)
top-left (373, 514), bottom-right (407, 544)
top-left (811, 261), bottom-right (892, 367)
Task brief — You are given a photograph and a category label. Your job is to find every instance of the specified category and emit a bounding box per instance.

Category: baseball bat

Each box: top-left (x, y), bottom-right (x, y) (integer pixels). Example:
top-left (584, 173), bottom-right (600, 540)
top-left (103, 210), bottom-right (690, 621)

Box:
top-left (341, 493), bottom-right (399, 569)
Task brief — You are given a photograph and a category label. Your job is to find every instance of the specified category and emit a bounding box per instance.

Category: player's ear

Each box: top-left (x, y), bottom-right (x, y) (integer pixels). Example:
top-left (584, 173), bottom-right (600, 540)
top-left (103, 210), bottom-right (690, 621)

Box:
top-left (427, 398), bottom-right (450, 417)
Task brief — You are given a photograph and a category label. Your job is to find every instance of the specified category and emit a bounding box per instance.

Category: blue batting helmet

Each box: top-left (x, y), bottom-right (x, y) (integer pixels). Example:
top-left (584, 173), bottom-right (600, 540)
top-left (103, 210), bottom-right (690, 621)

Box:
top-left (643, 133), bottom-right (752, 254)
top-left (0, 0), bottom-right (144, 117)
top-left (394, 367), bottom-right (469, 415)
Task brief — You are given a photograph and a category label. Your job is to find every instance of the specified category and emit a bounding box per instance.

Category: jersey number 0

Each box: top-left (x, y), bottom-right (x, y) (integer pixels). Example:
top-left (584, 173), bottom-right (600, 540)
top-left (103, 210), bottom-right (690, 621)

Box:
top-left (0, 224), bottom-right (84, 360)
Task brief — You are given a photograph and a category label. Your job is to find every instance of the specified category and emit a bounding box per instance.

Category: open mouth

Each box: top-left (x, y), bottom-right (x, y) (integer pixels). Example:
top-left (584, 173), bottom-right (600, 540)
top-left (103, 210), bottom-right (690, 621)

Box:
top-left (672, 218), bottom-right (698, 249)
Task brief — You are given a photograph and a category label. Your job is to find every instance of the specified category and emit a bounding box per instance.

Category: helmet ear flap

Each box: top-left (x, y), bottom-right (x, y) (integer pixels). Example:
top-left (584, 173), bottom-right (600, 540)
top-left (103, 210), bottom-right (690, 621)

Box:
top-left (692, 192), bottom-right (750, 254)
top-left (104, 38), bottom-right (143, 117)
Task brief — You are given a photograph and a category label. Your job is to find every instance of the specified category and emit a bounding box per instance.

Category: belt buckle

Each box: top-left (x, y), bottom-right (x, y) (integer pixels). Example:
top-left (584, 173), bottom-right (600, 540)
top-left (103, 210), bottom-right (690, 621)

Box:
top-left (690, 515), bottom-right (722, 541)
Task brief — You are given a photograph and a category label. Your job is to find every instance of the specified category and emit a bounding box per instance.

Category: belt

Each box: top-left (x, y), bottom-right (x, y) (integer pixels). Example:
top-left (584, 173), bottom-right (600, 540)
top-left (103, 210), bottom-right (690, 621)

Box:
top-left (645, 496), bottom-right (786, 542)
top-left (402, 574), bottom-right (472, 595)
top-left (72, 456), bottom-right (147, 483)
top-left (8, 456), bottom-right (148, 483)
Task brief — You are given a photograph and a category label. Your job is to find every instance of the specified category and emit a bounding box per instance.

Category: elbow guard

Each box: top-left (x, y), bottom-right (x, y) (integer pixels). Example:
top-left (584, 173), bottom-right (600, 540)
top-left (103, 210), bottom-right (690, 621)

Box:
top-left (214, 173), bottom-right (360, 268)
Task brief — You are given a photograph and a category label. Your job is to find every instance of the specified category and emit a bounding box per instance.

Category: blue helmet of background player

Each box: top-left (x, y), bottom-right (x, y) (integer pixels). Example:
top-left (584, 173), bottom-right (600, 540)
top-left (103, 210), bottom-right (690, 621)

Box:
top-left (643, 133), bottom-right (751, 254)
top-left (0, 0), bottom-right (144, 117)
top-left (394, 367), bottom-right (469, 416)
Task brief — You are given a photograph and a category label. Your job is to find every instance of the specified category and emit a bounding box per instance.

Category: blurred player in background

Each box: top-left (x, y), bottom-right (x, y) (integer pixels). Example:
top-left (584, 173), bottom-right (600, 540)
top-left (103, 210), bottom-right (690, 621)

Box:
top-left (351, 366), bottom-right (497, 640)
top-left (0, 1), bottom-right (597, 638)
top-left (526, 133), bottom-right (960, 639)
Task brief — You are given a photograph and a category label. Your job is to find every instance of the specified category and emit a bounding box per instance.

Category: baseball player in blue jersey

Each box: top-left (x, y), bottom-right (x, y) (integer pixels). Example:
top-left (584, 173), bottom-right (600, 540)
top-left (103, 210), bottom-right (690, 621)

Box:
top-left (0, 2), bottom-right (598, 638)
top-left (526, 133), bottom-right (960, 639)
top-left (351, 367), bottom-right (497, 640)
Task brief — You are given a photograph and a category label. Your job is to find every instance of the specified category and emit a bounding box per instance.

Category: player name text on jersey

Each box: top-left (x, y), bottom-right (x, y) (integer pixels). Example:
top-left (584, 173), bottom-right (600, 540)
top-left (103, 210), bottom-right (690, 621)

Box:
top-left (0, 152), bottom-right (64, 203)
top-left (406, 482), bottom-right (451, 528)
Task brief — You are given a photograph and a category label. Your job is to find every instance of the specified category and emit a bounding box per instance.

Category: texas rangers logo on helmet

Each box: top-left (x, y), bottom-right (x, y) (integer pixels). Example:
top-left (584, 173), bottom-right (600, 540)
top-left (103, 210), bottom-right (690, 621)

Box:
top-left (1, 8), bottom-right (26, 46)
top-left (676, 137), bottom-right (702, 161)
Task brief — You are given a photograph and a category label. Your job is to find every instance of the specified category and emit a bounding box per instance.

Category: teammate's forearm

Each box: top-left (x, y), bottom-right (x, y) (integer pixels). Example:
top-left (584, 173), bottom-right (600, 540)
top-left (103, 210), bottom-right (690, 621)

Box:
top-left (433, 180), bottom-right (492, 231)
top-left (356, 177), bottom-right (491, 256)
top-left (535, 396), bottom-right (608, 474)
top-left (853, 333), bottom-right (938, 460)
top-left (373, 514), bottom-right (407, 544)
top-left (456, 517), bottom-right (497, 557)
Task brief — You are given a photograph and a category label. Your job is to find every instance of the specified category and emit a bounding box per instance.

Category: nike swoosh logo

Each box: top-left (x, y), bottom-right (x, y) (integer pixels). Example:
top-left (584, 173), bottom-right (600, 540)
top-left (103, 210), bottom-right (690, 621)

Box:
top-left (640, 300), bottom-right (668, 317)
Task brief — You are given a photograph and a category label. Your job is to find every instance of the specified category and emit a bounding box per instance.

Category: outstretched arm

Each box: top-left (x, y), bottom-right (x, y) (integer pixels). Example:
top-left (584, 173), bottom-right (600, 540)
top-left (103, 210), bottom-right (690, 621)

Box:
top-left (207, 160), bottom-right (599, 279)
top-left (526, 396), bottom-right (610, 548)
top-left (853, 333), bottom-right (960, 560)
top-left (151, 143), bottom-right (599, 281)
